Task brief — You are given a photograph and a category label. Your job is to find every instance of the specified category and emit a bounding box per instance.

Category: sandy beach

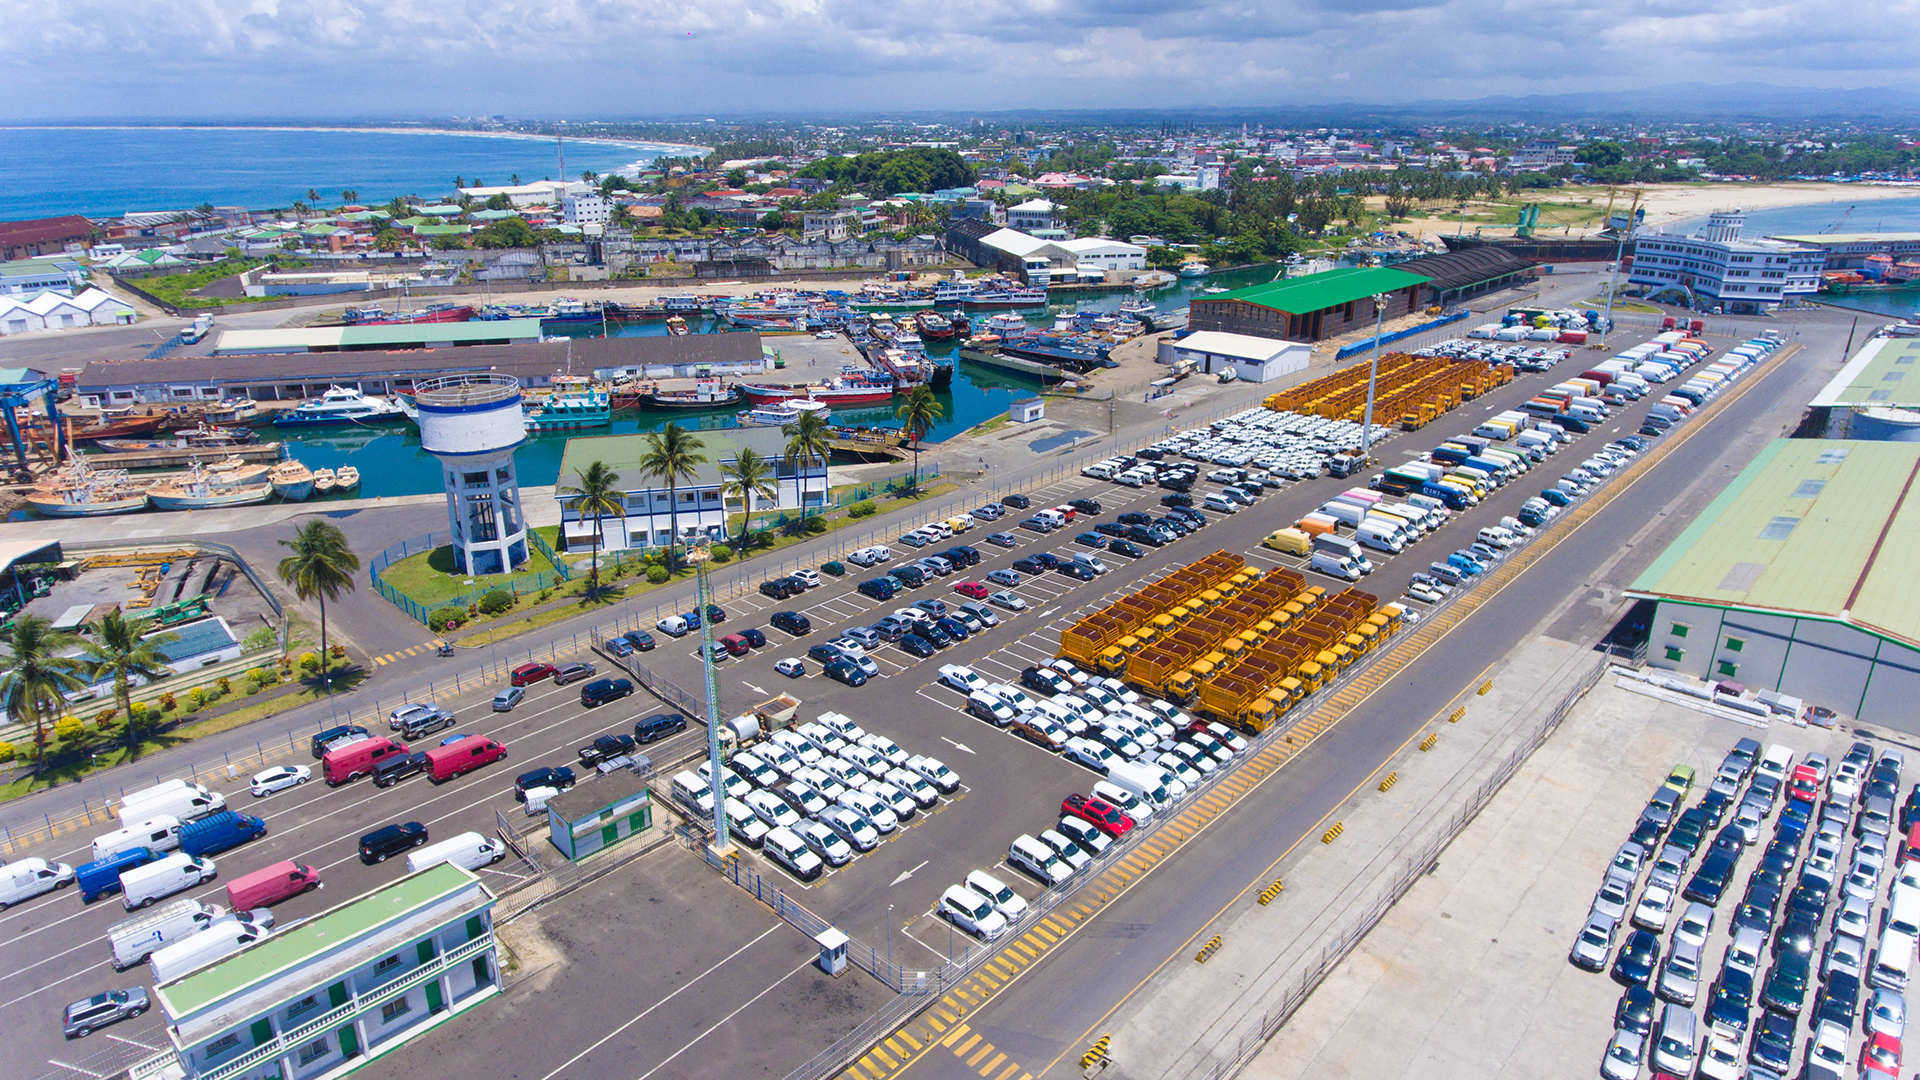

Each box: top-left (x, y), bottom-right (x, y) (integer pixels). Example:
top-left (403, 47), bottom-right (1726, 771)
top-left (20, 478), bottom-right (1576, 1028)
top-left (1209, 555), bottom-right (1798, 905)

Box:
top-left (1391, 181), bottom-right (1920, 242)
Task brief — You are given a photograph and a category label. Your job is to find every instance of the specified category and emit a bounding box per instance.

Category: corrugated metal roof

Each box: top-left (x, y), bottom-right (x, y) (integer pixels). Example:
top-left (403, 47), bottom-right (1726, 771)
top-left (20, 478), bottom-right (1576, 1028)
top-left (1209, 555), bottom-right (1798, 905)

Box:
top-left (1394, 247), bottom-right (1532, 291)
top-left (1628, 439), bottom-right (1920, 646)
top-left (1809, 337), bottom-right (1920, 408)
top-left (1196, 266), bottom-right (1430, 315)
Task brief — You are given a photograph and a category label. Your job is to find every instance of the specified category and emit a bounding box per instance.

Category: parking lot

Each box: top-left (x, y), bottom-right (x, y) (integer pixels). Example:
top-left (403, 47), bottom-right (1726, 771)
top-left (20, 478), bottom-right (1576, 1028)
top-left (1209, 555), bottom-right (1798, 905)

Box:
top-left (1246, 675), bottom-right (1918, 1080)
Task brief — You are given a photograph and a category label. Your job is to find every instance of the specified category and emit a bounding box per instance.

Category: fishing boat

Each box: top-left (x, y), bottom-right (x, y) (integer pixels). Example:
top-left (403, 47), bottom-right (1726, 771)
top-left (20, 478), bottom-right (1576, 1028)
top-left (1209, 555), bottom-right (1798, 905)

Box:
top-left (738, 369), bottom-right (897, 407)
top-left (666, 315), bottom-right (691, 336)
top-left (25, 459), bottom-right (151, 517)
top-left (268, 459), bottom-right (315, 501)
top-left (95, 423), bottom-right (258, 453)
top-left (932, 280), bottom-right (977, 306)
top-left (1179, 263), bottom-right (1212, 278)
top-left (311, 468), bottom-right (337, 494)
top-left (538, 298), bottom-right (607, 326)
top-left (202, 398), bottom-right (260, 425)
top-left (524, 388), bottom-right (611, 431)
top-left (737, 399), bottom-right (831, 427)
top-left (1118, 298), bottom-right (1159, 327)
top-left (202, 457), bottom-right (273, 487)
top-left (962, 288), bottom-right (1049, 310)
top-left (334, 465), bottom-right (360, 491)
top-left (914, 310), bottom-right (959, 340)
top-left (275, 387), bottom-right (409, 427)
top-left (344, 303), bottom-right (473, 325)
top-left (983, 312), bottom-right (1029, 334)
top-left (147, 463), bottom-right (273, 510)
top-left (16, 410), bottom-right (171, 444)
top-left (625, 378), bottom-right (740, 411)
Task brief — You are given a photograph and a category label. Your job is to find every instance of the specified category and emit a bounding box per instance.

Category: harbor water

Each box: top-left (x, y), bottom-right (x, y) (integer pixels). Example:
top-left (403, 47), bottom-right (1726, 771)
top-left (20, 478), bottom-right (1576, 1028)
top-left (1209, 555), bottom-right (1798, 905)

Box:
top-left (1674, 195), bottom-right (1920, 320)
top-left (263, 265), bottom-right (1286, 499)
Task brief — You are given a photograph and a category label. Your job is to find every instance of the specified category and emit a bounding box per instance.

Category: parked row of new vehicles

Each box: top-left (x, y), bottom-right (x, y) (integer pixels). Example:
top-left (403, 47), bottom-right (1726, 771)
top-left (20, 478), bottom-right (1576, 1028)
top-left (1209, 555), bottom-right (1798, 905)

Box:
top-left (668, 710), bottom-right (962, 883)
top-left (1081, 409), bottom-right (1391, 489)
top-left (1575, 735), bottom-right (1913, 1079)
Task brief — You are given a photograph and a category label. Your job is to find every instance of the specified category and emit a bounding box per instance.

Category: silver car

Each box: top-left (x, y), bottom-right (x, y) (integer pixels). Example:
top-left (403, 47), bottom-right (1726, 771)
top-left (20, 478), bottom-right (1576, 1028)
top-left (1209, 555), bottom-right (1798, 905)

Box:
top-left (64, 988), bottom-right (148, 1038)
top-left (1569, 911), bottom-right (1617, 971)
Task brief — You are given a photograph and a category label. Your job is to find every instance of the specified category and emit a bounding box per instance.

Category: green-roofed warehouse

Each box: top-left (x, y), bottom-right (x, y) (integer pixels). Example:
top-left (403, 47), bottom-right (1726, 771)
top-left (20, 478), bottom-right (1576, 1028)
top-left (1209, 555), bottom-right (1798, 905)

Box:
top-left (1188, 266), bottom-right (1431, 343)
top-left (152, 861), bottom-right (499, 1080)
top-left (1626, 438), bottom-right (1920, 721)
top-left (1806, 336), bottom-right (1920, 441)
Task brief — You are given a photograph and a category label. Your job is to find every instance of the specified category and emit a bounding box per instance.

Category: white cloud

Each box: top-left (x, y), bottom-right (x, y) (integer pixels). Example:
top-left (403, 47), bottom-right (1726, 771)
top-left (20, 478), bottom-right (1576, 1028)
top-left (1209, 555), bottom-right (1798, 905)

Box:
top-left (0, 0), bottom-right (1908, 117)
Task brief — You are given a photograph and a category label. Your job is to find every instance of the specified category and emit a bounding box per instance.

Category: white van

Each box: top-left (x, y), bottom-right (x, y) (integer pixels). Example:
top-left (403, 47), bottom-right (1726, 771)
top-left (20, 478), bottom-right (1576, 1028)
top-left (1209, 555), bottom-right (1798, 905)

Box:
top-left (1105, 760), bottom-right (1174, 808)
top-left (1756, 745), bottom-right (1793, 786)
top-left (92, 817), bottom-right (183, 863)
top-left (149, 920), bottom-right (270, 984)
top-left (671, 770), bottom-right (715, 816)
top-left (1872, 926), bottom-right (1916, 992)
top-left (1035, 509), bottom-right (1068, 529)
top-left (1009, 833), bottom-right (1072, 885)
top-left (0, 857), bottom-right (74, 907)
top-left (120, 853), bottom-right (216, 911)
top-left (406, 832), bottom-right (508, 875)
top-left (118, 785), bottom-right (226, 827)
top-left (1092, 780), bottom-right (1154, 822)
top-left (1886, 883), bottom-right (1920, 939)
top-left (108, 898), bottom-right (222, 970)
top-left (1310, 550), bottom-right (1362, 581)
top-left (763, 826), bottom-right (823, 881)
top-left (1354, 519), bottom-right (1403, 554)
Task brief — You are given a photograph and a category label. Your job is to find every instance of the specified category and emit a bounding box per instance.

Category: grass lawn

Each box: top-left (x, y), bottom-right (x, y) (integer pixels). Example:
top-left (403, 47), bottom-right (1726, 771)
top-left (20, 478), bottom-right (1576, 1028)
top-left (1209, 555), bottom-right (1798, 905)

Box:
top-left (967, 413), bottom-right (1012, 437)
top-left (378, 532), bottom-right (564, 607)
top-left (138, 257), bottom-right (311, 309)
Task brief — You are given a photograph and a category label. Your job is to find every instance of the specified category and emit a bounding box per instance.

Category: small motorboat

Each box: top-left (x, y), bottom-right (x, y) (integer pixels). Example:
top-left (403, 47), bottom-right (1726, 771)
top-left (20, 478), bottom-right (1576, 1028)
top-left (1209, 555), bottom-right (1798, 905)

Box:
top-left (311, 468), bottom-right (338, 494)
top-left (334, 465), bottom-right (360, 490)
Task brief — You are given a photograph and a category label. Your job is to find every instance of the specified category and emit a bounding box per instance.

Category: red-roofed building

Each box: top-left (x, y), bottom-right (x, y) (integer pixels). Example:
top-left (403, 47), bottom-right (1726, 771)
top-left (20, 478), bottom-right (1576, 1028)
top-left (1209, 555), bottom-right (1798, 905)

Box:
top-left (766, 188), bottom-right (805, 199)
top-left (0, 215), bottom-right (95, 261)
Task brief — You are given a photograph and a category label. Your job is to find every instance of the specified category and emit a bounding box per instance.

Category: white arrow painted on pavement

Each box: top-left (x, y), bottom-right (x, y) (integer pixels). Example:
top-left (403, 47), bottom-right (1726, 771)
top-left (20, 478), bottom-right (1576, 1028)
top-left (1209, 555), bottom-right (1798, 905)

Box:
top-left (1036, 608), bottom-right (1058, 619)
top-left (940, 737), bottom-right (976, 755)
top-left (741, 682), bottom-right (767, 695)
top-left (890, 859), bottom-right (929, 887)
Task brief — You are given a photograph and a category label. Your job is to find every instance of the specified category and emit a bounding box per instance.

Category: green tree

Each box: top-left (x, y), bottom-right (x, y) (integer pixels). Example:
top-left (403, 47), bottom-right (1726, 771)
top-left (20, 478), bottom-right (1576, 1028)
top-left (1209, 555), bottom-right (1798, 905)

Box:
top-left (559, 460), bottom-right (624, 595)
top-left (473, 217), bottom-right (537, 248)
top-left (0, 615), bottom-right (86, 771)
top-left (720, 447), bottom-right (778, 551)
top-left (895, 385), bottom-right (945, 487)
top-left (725, 168), bottom-right (749, 187)
top-left (1576, 141), bottom-right (1627, 169)
top-left (485, 193), bottom-right (514, 211)
top-left (638, 423), bottom-right (708, 572)
top-left (340, 189), bottom-right (358, 204)
top-left (1145, 246), bottom-right (1186, 270)
top-left (781, 407), bottom-right (833, 521)
top-left (306, 188), bottom-right (320, 204)
top-left (81, 612), bottom-right (178, 760)
top-left (276, 521), bottom-right (360, 692)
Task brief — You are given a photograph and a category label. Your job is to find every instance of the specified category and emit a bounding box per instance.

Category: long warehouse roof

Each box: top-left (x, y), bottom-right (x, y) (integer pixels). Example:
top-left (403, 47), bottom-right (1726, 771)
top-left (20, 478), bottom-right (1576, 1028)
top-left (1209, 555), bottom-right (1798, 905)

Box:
top-left (1196, 266), bottom-right (1431, 315)
top-left (213, 319), bottom-right (544, 354)
top-left (1627, 438), bottom-right (1920, 648)
top-left (1809, 336), bottom-right (1920, 409)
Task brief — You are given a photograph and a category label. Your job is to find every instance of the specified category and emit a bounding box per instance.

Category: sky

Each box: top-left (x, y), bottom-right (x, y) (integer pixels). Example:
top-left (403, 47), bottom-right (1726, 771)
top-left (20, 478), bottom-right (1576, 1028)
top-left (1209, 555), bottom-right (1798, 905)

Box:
top-left (0, 0), bottom-right (1907, 119)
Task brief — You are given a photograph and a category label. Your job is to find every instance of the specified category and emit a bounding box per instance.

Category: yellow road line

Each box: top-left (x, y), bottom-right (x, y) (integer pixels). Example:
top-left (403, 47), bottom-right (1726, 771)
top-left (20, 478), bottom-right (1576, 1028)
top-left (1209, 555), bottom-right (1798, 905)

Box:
top-left (978, 1052), bottom-right (1006, 1076)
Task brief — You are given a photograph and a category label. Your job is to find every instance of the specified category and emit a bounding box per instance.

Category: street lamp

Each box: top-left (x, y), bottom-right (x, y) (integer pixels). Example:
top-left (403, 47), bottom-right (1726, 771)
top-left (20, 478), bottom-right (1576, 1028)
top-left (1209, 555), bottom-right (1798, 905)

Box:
top-left (1361, 293), bottom-right (1386, 458)
top-left (686, 538), bottom-right (731, 859)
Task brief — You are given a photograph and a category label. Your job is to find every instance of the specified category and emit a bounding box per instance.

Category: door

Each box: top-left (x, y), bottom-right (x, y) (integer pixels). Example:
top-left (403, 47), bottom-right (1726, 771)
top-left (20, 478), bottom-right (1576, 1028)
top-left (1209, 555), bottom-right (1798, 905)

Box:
top-left (337, 1024), bottom-right (359, 1058)
top-left (600, 823), bottom-right (618, 847)
top-left (424, 980), bottom-right (445, 1013)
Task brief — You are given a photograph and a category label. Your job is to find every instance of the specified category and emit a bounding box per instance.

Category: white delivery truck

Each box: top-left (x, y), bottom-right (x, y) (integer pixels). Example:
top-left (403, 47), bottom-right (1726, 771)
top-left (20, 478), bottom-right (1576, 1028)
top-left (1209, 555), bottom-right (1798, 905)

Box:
top-left (148, 919), bottom-right (271, 984)
top-left (118, 783), bottom-right (227, 826)
top-left (108, 898), bottom-right (224, 970)
top-left (1104, 759), bottom-right (1174, 810)
top-left (406, 832), bottom-right (509, 875)
top-left (0, 857), bottom-right (75, 907)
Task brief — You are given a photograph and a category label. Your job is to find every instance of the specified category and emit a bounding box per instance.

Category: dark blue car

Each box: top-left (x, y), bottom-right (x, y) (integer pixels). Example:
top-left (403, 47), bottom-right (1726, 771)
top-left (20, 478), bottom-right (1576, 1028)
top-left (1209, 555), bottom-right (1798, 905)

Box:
top-left (1075, 532), bottom-right (1108, 549)
top-left (898, 633), bottom-right (935, 658)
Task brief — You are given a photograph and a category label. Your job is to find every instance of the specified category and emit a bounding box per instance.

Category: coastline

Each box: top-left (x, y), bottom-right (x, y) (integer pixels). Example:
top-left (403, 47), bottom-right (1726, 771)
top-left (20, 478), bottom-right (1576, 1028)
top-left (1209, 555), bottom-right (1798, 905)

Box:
top-left (0, 122), bottom-right (711, 157)
top-left (1392, 181), bottom-right (1920, 242)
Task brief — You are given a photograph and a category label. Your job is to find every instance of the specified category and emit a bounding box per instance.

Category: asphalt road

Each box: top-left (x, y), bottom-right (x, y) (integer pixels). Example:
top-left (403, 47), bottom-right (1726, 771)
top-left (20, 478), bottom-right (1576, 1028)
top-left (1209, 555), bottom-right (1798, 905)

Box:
top-left (0, 304), bottom-right (1830, 1080)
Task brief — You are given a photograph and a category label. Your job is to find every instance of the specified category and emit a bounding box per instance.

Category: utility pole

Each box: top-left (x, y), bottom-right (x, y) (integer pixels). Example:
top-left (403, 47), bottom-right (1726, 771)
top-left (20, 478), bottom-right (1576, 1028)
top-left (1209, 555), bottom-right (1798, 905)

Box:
top-left (1361, 293), bottom-right (1385, 458)
top-left (689, 541), bottom-right (730, 858)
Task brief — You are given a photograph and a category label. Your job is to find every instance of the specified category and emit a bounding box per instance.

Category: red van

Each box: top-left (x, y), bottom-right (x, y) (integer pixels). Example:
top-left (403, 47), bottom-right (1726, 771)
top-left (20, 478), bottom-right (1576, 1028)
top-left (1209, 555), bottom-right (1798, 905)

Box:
top-left (1902, 823), bottom-right (1920, 867)
top-left (426, 735), bottom-right (506, 783)
top-left (226, 860), bottom-right (321, 909)
top-left (323, 737), bottom-right (409, 786)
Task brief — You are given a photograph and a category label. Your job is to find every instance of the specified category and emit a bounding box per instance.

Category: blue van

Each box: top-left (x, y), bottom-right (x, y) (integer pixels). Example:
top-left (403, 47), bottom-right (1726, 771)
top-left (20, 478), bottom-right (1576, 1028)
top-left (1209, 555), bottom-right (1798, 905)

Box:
top-left (76, 847), bottom-right (159, 903)
top-left (857, 578), bottom-right (896, 602)
top-left (177, 811), bottom-right (268, 858)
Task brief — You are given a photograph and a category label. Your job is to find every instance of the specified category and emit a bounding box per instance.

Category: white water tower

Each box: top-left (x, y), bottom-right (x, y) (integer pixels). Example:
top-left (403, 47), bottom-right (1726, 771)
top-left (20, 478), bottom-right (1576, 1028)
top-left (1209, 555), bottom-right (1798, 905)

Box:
top-left (413, 373), bottom-right (528, 576)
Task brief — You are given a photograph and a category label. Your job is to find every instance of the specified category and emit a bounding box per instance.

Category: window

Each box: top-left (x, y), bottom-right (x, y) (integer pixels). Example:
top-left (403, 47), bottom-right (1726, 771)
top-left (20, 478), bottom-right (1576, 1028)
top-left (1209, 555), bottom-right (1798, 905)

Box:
top-left (1669, 622), bottom-right (1690, 639)
top-left (286, 994), bottom-right (321, 1020)
top-left (298, 1039), bottom-right (331, 1065)
top-left (206, 1033), bottom-right (242, 1057)
top-left (1725, 637), bottom-right (1745, 653)
top-left (1717, 660), bottom-right (1739, 678)
top-left (1758, 516), bottom-right (1800, 541)
top-left (1665, 646), bottom-right (1686, 663)
top-left (374, 954), bottom-right (402, 975)
top-left (381, 998), bottom-right (412, 1023)
top-left (1792, 479), bottom-right (1826, 499)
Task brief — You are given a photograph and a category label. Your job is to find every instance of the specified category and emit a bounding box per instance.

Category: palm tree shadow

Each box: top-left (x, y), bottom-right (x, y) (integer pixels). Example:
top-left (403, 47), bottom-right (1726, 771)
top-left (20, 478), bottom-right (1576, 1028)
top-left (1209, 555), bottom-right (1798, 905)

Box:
top-left (298, 663), bottom-right (369, 693)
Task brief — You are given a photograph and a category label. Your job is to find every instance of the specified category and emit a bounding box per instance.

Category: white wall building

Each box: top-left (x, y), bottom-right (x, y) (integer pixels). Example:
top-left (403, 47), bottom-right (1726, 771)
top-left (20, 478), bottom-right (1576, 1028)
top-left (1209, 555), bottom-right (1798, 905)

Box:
top-left (556, 428), bottom-right (828, 551)
top-left (1006, 199), bottom-right (1059, 232)
top-left (1629, 210), bottom-right (1824, 314)
top-left (561, 193), bottom-right (610, 228)
top-left (1059, 238), bottom-right (1146, 272)
top-left (0, 288), bottom-right (137, 335)
top-left (1161, 331), bottom-right (1310, 383)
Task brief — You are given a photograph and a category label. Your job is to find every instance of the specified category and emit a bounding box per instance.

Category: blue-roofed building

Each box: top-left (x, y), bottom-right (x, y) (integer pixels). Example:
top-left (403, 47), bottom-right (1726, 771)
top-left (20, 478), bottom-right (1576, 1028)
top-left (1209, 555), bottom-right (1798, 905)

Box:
top-left (151, 617), bottom-right (244, 674)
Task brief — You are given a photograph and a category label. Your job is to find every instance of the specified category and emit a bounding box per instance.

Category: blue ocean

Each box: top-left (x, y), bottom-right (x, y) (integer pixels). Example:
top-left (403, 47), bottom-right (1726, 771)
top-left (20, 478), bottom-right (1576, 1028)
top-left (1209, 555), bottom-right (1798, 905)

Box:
top-left (0, 126), bottom-right (687, 219)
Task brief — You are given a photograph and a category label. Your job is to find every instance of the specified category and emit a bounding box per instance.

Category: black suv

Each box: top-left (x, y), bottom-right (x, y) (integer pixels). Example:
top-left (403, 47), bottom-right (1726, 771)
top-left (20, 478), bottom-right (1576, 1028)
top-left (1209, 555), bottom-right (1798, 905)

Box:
top-left (1160, 492), bottom-right (1194, 508)
top-left (942, 546), bottom-right (980, 567)
top-left (634, 713), bottom-right (688, 743)
top-left (580, 677), bottom-right (635, 707)
top-left (769, 611), bottom-right (812, 636)
top-left (1002, 493), bottom-right (1031, 509)
top-left (578, 733), bottom-right (638, 765)
top-left (514, 766), bottom-right (577, 799)
top-left (359, 821), bottom-right (428, 863)
top-left (311, 725), bottom-right (370, 758)
top-left (760, 577), bottom-right (802, 600)
top-left (372, 751), bottom-right (430, 788)
top-left (1067, 498), bottom-right (1102, 514)
top-left (889, 565), bottom-right (927, 588)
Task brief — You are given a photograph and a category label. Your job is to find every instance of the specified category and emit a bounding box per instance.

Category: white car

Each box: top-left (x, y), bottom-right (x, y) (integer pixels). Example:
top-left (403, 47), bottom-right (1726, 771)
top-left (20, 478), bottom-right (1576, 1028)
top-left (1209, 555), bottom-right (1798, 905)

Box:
top-left (790, 568), bottom-right (821, 588)
top-left (968, 691), bottom-right (1016, 726)
top-left (1045, 658), bottom-right (1090, 684)
top-left (964, 870), bottom-right (1028, 922)
top-left (1694, 1031), bottom-right (1742, 1080)
top-left (1592, 877), bottom-right (1632, 923)
top-left (744, 789), bottom-right (801, 832)
top-left (1599, 1030), bottom-right (1643, 1080)
top-left (939, 664), bottom-right (985, 693)
top-left (1064, 737), bottom-right (1114, 774)
top-left (840, 745), bottom-right (891, 780)
top-left (1672, 901), bottom-right (1713, 951)
top-left (817, 711), bottom-right (866, 742)
top-left (1093, 677), bottom-right (1139, 706)
top-left (989, 683), bottom-right (1039, 715)
top-left (1056, 815), bottom-right (1111, 857)
top-left (1632, 883), bottom-right (1676, 933)
top-left (794, 765), bottom-right (848, 803)
top-left (769, 730), bottom-right (822, 766)
top-left (1039, 829), bottom-right (1092, 873)
top-left (989, 591), bottom-right (1029, 611)
top-left (884, 768), bottom-right (939, 808)
top-left (904, 754), bottom-right (960, 794)
top-left (1078, 683), bottom-right (1122, 714)
top-left (857, 733), bottom-right (909, 767)
top-left (940, 885), bottom-right (1008, 941)
top-left (250, 764), bottom-right (311, 797)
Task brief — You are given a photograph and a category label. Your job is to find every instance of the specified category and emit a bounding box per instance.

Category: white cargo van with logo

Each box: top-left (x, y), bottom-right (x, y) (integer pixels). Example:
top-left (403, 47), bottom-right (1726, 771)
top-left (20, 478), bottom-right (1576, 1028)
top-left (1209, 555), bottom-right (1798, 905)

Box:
top-left (92, 817), bottom-right (183, 863)
top-left (0, 857), bottom-right (75, 907)
top-left (119, 853), bottom-right (216, 911)
top-left (405, 832), bottom-right (508, 874)
top-left (108, 898), bottom-right (222, 970)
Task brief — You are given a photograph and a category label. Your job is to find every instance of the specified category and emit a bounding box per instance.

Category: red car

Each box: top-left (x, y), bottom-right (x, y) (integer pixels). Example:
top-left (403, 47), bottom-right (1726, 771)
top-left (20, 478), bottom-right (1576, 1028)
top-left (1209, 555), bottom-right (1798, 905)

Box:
top-left (1863, 1031), bottom-right (1901, 1078)
top-left (1052, 504), bottom-right (1077, 522)
top-left (510, 662), bottom-right (557, 687)
top-left (1062, 793), bottom-right (1134, 837)
top-left (953, 581), bottom-right (990, 600)
top-left (1788, 764), bottom-right (1821, 805)
top-left (719, 633), bottom-right (751, 657)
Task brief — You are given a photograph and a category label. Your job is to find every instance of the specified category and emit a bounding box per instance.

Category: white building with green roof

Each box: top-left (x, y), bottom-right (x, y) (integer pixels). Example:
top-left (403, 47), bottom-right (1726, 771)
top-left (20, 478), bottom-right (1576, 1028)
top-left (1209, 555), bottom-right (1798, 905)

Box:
top-left (555, 427), bottom-right (826, 551)
top-left (1626, 438), bottom-right (1920, 722)
top-left (148, 863), bottom-right (498, 1080)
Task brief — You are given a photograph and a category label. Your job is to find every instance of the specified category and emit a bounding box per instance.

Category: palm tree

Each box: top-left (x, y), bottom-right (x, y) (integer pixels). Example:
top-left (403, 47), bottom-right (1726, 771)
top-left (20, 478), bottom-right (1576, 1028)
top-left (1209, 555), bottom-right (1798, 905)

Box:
top-left (895, 385), bottom-right (945, 488)
top-left (781, 408), bottom-right (833, 521)
top-left (559, 461), bottom-right (624, 595)
top-left (638, 424), bottom-right (707, 572)
top-left (0, 615), bottom-right (86, 772)
top-left (81, 613), bottom-right (177, 760)
top-left (720, 447), bottom-right (778, 551)
top-left (340, 189), bottom-right (359, 204)
top-left (276, 520), bottom-right (361, 689)
top-left (306, 188), bottom-right (321, 204)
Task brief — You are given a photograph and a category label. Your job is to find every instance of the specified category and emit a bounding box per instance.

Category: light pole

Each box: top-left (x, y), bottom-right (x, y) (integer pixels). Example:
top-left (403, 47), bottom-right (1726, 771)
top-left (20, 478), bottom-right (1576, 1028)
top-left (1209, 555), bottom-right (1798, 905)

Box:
top-left (1599, 234), bottom-right (1629, 351)
top-left (1361, 293), bottom-right (1386, 458)
top-left (688, 539), bottom-right (731, 859)
top-left (887, 904), bottom-right (895, 969)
